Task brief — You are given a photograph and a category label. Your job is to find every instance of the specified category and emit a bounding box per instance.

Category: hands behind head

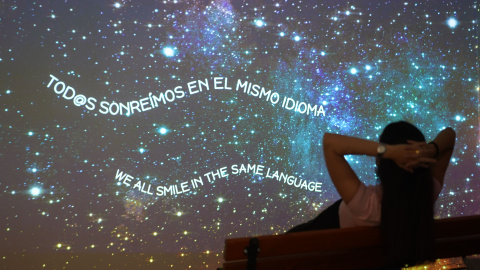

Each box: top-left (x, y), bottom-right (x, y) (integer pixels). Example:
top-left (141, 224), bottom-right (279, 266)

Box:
top-left (387, 141), bottom-right (437, 173)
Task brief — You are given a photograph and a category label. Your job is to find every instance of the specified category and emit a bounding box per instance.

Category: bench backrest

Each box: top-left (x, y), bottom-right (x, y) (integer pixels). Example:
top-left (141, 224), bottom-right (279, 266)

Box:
top-left (221, 215), bottom-right (480, 270)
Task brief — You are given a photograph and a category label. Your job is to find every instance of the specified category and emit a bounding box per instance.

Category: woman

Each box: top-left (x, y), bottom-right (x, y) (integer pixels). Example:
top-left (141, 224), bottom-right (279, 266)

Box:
top-left (287, 121), bottom-right (456, 267)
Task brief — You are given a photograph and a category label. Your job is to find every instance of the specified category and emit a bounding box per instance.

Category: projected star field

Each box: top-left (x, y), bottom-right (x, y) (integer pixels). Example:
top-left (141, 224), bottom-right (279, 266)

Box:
top-left (1, 0), bottom-right (479, 269)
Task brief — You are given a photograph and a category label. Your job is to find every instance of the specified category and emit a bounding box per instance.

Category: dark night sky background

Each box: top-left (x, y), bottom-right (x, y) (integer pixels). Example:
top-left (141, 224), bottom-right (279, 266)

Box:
top-left (1, 0), bottom-right (479, 269)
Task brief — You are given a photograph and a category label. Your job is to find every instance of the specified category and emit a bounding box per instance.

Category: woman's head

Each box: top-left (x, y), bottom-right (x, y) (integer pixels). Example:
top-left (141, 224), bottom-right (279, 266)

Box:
top-left (377, 121), bottom-right (434, 266)
top-left (377, 121), bottom-right (427, 182)
top-left (379, 121), bottom-right (426, 145)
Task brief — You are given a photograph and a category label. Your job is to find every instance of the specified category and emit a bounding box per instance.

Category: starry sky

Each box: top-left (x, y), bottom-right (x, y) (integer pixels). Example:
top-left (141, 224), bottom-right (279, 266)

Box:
top-left (1, 0), bottom-right (479, 269)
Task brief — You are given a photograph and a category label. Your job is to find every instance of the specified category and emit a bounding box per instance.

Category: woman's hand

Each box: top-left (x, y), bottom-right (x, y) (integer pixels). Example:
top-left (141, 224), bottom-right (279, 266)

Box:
top-left (386, 142), bottom-right (437, 173)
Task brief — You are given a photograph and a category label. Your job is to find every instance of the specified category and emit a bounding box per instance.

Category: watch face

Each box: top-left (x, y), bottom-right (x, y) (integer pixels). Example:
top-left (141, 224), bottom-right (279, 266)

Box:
top-left (378, 144), bottom-right (386, 155)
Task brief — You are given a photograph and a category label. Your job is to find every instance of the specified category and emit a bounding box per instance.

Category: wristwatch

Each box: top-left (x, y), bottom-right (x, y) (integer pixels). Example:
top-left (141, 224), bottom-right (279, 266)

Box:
top-left (377, 143), bottom-right (387, 158)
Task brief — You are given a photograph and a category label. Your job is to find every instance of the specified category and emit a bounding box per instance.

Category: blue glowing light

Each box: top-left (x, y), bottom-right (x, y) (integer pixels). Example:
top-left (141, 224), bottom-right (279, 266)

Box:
top-left (30, 187), bottom-right (42, 196)
top-left (447, 18), bottom-right (458, 29)
top-left (255, 20), bottom-right (264, 27)
top-left (163, 47), bottom-right (175, 57)
top-left (159, 127), bottom-right (168, 135)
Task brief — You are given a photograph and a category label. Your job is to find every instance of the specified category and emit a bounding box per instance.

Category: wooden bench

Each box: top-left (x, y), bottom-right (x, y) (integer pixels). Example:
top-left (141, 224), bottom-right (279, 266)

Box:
top-left (220, 215), bottom-right (480, 270)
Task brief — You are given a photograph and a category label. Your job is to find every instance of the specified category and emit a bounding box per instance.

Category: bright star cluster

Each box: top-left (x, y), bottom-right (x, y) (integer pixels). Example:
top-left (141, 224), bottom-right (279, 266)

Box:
top-left (1, 0), bottom-right (479, 269)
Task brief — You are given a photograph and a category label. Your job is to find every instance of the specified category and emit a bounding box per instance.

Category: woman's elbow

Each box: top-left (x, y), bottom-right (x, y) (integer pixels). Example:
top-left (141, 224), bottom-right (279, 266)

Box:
top-left (322, 133), bottom-right (335, 150)
top-left (446, 127), bottom-right (456, 138)
top-left (444, 127), bottom-right (457, 145)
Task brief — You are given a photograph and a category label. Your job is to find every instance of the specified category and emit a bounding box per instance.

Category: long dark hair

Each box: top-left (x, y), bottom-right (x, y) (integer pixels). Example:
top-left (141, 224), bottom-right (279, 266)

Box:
top-left (377, 121), bottom-right (435, 267)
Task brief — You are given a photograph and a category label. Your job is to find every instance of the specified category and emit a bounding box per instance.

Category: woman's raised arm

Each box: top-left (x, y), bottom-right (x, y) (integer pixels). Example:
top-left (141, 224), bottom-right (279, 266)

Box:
top-left (426, 128), bottom-right (456, 187)
top-left (323, 133), bottom-right (417, 204)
